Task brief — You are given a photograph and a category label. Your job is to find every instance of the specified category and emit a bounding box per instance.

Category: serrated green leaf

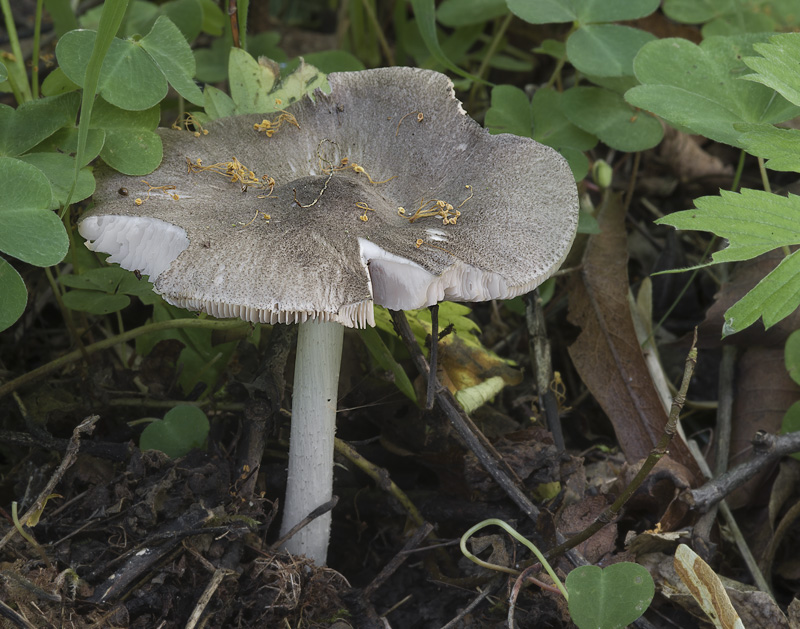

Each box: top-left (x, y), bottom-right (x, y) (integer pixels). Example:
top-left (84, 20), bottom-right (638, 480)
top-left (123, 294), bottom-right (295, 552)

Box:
top-left (359, 326), bottom-right (417, 402)
top-left (18, 153), bottom-right (95, 209)
top-left (627, 35), bottom-right (800, 148)
top-left (0, 257), bottom-right (27, 333)
top-left (57, 29), bottom-right (168, 111)
top-left (738, 124), bottom-right (800, 172)
top-left (723, 250), bottom-right (800, 335)
top-left (139, 16), bottom-right (204, 106)
top-left (563, 86), bottom-right (663, 152)
top-left (659, 189), bottom-right (800, 334)
top-left (658, 189), bottom-right (800, 263)
top-left (0, 157), bottom-right (67, 267)
top-left (62, 289), bottom-right (130, 314)
top-left (0, 92), bottom-right (80, 157)
top-left (140, 405), bottom-right (209, 458)
top-left (743, 33), bottom-right (800, 108)
top-left (567, 24), bottom-right (655, 78)
top-left (566, 563), bottom-right (654, 629)
top-left (437, 0), bottom-right (507, 26)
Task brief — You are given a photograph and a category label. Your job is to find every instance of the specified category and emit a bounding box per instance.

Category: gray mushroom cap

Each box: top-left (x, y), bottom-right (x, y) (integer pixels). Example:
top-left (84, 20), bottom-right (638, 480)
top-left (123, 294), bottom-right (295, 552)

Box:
top-left (79, 67), bottom-right (578, 328)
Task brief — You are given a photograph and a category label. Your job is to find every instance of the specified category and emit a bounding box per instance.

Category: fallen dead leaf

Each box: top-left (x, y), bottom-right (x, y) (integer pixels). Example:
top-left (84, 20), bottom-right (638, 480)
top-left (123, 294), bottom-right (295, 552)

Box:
top-left (567, 192), bottom-right (700, 479)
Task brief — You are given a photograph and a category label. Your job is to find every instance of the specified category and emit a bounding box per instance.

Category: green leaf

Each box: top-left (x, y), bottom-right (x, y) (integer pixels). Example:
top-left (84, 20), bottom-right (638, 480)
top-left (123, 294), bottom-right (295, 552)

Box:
top-left (663, 0), bottom-right (794, 36)
top-left (57, 29), bottom-right (168, 111)
top-left (38, 126), bottom-right (106, 166)
top-left (780, 401), bottom-right (800, 460)
top-left (91, 98), bottom-right (162, 175)
top-left (437, 0), bottom-right (508, 26)
top-left (626, 35), bottom-right (800, 148)
top-left (0, 157), bottom-right (67, 267)
top-left (0, 92), bottom-right (80, 157)
top-left (18, 153), bottom-right (95, 209)
top-left (139, 16), bottom-right (204, 106)
top-left (302, 50), bottom-right (366, 73)
top-left (62, 290), bottom-right (130, 314)
top-left (359, 327), bottom-right (417, 402)
top-left (139, 405), bottom-right (210, 458)
top-left (658, 189), bottom-right (800, 263)
top-left (198, 0), bottom-right (225, 36)
top-left (785, 330), bottom-right (800, 386)
top-left (0, 257), bottom-right (27, 333)
top-left (737, 124), bottom-right (800, 172)
top-left (485, 86), bottom-right (595, 179)
top-left (228, 48), bottom-right (278, 112)
top-left (508, 0), bottom-right (659, 24)
top-left (723, 249), bottom-right (800, 335)
top-left (229, 50), bottom-right (327, 115)
top-left (203, 84), bottom-right (236, 120)
top-left (658, 189), bottom-right (800, 334)
top-left (409, 0), bottom-right (481, 81)
top-left (563, 86), bottom-right (663, 152)
top-left (566, 563), bottom-right (654, 629)
top-left (59, 266), bottom-right (126, 292)
top-left (743, 33), bottom-right (800, 108)
top-left (567, 24), bottom-right (655, 78)
top-left (40, 67), bottom-right (80, 97)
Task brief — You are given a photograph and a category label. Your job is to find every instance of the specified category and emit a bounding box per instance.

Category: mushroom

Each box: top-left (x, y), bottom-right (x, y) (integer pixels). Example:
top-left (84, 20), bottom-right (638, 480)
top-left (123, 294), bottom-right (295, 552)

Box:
top-left (78, 67), bottom-right (578, 565)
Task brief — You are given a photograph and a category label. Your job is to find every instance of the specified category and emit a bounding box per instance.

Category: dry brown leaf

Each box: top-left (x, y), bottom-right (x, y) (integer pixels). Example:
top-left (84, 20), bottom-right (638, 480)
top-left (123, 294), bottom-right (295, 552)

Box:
top-left (556, 494), bottom-right (617, 563)
top-left (658, 127), bottom-right (734, 183)
top-left (567, 192), bottom-right (700, 478)
top-left (674, 544), bottom-right (745, 629)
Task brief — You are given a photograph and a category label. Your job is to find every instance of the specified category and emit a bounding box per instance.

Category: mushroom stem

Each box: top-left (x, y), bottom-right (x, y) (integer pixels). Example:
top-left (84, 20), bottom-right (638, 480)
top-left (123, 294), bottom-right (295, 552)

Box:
top-left (279, 319), bottom-right (344, 565)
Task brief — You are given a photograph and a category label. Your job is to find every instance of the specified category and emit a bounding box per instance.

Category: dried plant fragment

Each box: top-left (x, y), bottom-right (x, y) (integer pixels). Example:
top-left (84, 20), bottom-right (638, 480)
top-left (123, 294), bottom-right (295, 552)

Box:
top-left (253, 111), bottom-right (300, 138)
top-left (398, 185), bottom-right (472, 225)
top-left (187, 157), bottom-right (276, 195)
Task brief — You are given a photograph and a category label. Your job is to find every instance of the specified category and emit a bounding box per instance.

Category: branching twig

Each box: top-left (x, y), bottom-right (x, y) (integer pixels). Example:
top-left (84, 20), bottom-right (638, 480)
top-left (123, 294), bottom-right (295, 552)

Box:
top-left (546, 329), bottom-right (698, 560)
top-left (688, 430), bottom-right (800, 513)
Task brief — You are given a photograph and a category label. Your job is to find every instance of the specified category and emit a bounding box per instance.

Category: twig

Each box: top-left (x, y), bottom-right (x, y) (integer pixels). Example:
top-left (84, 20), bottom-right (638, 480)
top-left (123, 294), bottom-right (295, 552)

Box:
top-left (546, 329), bottom-right (698, 560)
top-left (335, 439), bottom-right (426, 528)
top-left (524, 290), bottom-right (565, 451)
top-left (440, 582), bottom-right (498, 629)
top-left (390, 310), bottom-right (540, 524)
top-left (185, 568), bottom-right (235, 629)
top-left (0, 415), bottom-right (98, 553)
top-left (686, 441), bottom-right (772, 596)
top-left (364, 522), bottom-right (434, 599)
top-left (0, 319), bottom-right (249, 399)
top-left (427, 304), bottom-right (438, 410)
top-left (688, 430), bottom-right (800, 512)
top-left (269, 497), bottom-right (339, 552)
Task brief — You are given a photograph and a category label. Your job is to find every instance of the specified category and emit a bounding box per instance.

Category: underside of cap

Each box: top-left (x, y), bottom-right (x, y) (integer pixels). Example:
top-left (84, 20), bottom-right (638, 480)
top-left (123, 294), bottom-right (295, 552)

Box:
top-left (79, 67), bottom-right (579, 328)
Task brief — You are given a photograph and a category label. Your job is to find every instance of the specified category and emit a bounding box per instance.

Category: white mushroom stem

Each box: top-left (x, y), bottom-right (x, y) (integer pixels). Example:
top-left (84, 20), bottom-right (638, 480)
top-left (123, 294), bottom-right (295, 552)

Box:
top-left (279, 319), bottom-right (344, 565)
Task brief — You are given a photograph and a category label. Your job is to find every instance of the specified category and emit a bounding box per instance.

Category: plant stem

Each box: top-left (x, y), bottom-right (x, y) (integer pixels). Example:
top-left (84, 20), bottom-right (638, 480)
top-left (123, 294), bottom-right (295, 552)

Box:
top-left (0, 0), bottom-right (33, 102)
top-left (360, 0), bottom-right (394, 66)
top-left (467, 12), bottom-right (513, 110)
top-left (545, 329), bottom-right (698, 560)
top-left (279, 319), bottom-right (344, 565)
top-left (0, 318), bottom-right (249, 400)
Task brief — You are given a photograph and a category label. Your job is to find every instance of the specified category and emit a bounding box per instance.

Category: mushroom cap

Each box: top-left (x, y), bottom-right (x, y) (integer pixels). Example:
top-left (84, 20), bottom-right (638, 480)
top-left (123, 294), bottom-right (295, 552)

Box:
top-left (80, 67), bottom-right (578, 328)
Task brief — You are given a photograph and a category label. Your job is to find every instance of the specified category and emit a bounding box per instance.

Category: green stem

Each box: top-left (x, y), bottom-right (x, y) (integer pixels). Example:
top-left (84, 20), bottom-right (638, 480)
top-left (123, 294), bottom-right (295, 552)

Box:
top-left (467, 12), bottom-right (513, 110)
top-left (360, 0), bottom-right (394, 66)
top-left (0, 0), bottom-right (33, 102)
top-left (0, 318), bottom-right (249, 400)
top-left (757, 156), bottom-right (771, 194)
top-left (461, 518), bottom-right (569, 600)
top-left (32, 0), bottom-right (44, 99)
top-left (62, 0), bottom-right (130, 217)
